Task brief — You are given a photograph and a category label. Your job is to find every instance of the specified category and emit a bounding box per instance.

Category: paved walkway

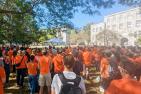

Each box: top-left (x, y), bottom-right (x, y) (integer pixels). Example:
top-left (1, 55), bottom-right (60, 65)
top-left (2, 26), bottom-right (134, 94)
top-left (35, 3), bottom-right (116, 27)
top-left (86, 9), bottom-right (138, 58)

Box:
top-left (5, 68), bottom-right (101, 94)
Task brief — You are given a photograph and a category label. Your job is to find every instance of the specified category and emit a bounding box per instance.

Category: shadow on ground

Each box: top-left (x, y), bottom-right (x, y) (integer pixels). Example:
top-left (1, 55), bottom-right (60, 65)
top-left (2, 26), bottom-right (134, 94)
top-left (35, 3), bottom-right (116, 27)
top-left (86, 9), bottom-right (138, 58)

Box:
top-left (5, 67), bottom-right (101, 94)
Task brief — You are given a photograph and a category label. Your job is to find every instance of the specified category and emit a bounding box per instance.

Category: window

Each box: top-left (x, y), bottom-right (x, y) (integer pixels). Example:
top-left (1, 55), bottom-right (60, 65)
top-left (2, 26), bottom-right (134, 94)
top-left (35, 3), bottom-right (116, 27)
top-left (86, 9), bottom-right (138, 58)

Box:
top-left (127, 22), bottom-right (132, 28)
top-left (111, 25), bottom-right (116, 30)
top-left (138, 31), bottom-right (141, 35)
top-left (136, 20), bottom-right (141, 27)
top-left (127, 15), bottom-right (133, 20)
top-left (119, 23), bottom-right (123, 29)
top-left (136, 10), bottom-right (141, 18)
top-left (119, 15), bottom-right (123, 20)
top-left (110, 17), bottom-right (114, 22)
top-left (119, 15), bottom-right (124, 22)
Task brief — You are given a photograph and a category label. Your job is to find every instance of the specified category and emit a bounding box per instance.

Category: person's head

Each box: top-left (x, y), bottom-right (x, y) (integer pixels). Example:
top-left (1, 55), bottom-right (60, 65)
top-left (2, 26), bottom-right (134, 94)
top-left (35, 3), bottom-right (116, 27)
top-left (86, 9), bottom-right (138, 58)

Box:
top-left (42, 49), bottom-right (47, 56)
top-left (63, 54), bottom-right (75, 70)
top-left (52, 49), bottom-right (57, 55)
top-left (13, 49), bottom-right (17, 57)
top-left (30, 55), bottom-right (35, 62)
top-left (57, 48), bottom-right (62, 54)
top-left (0, 50), bottom-right (2, 57)
top-left (104, 50), bottom-right (112, 58)
top-left (72, 48), bottom-right (79, 58)
top-left (32, 49), bottom-right (36, 55)
top-left (22, 50), bottom-right (26, 55)
top-left (17, 50), bottom-right (22, 56)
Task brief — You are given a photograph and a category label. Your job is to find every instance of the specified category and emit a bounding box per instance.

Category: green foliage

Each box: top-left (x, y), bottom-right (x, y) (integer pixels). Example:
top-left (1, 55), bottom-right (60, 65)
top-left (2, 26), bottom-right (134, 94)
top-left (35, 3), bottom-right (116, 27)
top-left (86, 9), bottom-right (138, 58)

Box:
top-left (137, 36), bottom-right (141, 45)
top-left (0, 0), bottom-right (38, 44)
top-left (0, 0), bottom-right (140, 44)
top-left (82, 23), bottom-right (93, 42)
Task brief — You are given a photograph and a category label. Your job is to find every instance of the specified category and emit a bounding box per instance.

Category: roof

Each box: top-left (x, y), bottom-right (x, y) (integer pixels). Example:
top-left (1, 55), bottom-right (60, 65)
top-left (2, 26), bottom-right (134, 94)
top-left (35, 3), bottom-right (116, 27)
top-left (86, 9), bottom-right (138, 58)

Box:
top-left (105, 7), bottom-right (140, 18)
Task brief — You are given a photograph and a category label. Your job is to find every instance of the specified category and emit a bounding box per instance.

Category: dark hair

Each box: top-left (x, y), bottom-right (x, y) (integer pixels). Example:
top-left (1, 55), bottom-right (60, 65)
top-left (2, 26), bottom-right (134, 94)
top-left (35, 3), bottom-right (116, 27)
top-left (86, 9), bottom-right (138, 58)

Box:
top-left (0, 50), bottom-right (2, 57)
top-left (63, 54), bottom-right (75, 69)
top-left (42, 50), bottom-right (47, 55)
top-left (30, 55), bottom-right (35, 61)
top-left (13, 50), bottom-right (17, 57)
top-left (104, 51), bottom-right (112, 57)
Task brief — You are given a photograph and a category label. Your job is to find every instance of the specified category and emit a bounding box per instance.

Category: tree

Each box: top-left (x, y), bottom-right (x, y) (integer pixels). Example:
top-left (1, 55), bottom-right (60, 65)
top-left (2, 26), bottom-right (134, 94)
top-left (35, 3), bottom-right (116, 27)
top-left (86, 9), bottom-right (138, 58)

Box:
top-left (82, 23), bottom-right (93, 43)
top-left (96, 30), bottom-right (122, 46)
top-left (0, 0), bottom-right (140, 44)
top-left (0, 0), bottom-right (38, 44)
top-left (1, 0), bottom-right (140, 28)
top-left (137, 36), bottom-right (141, 45)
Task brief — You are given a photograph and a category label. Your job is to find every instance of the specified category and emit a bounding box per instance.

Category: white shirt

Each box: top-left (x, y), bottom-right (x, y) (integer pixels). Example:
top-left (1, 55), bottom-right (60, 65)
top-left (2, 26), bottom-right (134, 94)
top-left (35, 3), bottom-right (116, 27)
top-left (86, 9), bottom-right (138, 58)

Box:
top-left (51, 71), bottom-right (86, 94)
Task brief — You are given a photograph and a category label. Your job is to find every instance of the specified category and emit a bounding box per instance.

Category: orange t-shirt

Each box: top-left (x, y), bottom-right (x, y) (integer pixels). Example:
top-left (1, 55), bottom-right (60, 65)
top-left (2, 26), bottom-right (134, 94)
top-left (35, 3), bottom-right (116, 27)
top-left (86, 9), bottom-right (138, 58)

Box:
top-left (52, 54), bottom-right (64, 73)
top-left (83, 51), bottom-right (92, 66)
top-left (39, 56), bottom-right (50, 75)
top-left (128, 57), bottom-right (135, 63)
top-left (134, 57), bottom-right (141, 64)
top-left (105, 78), bottom-right (141, 94)
top-left (0, 67), bottom-right (6, 94)
top-left (27, 62), bottom-right (38, 75)
top-left (15, 55), bottom-right (28, 69)
top-left (100, 57), bottom-right (109, 78)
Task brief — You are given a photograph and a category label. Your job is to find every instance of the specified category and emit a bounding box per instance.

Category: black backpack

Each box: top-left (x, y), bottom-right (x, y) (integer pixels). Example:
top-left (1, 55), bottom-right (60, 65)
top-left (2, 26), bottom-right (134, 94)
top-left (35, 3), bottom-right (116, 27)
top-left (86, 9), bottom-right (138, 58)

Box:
top-left (58, 73), bottom-right (82, 94)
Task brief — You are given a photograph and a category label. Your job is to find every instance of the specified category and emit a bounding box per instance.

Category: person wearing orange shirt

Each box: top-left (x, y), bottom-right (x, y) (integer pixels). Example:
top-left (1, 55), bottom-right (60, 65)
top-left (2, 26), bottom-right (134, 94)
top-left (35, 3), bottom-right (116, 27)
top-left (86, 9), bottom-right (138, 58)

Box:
top-left (34, 49), bottom-right (42, 64)
top-left (100, 57), bottom-right (109, 80)
top-left (82, 48), bottom-right (92, 79)
top-left (27, 55), bottom-right (38, 94)
top-left (105, 66), bottom-right (141, 94)
top-left (39, 50), bottom-right (51, 94)
top-left (0, 66), bottom-right (6, 94)
top-left (72, 48), bottom-right (83, 75)
top-left (52, 50), bottom-right (64, 74)
top-left (15, 50), bottom-right (28, 87)
top-left (94, 50), bottom-right (101, 72)
top-left (0, 51), bottom-right (6, 94)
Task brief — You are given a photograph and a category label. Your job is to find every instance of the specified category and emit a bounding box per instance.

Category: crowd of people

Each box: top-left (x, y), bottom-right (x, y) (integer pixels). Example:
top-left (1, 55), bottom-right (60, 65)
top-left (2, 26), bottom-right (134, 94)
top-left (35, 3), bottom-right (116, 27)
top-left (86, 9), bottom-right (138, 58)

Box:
top-left (0, 45), bottom-right (141, 94)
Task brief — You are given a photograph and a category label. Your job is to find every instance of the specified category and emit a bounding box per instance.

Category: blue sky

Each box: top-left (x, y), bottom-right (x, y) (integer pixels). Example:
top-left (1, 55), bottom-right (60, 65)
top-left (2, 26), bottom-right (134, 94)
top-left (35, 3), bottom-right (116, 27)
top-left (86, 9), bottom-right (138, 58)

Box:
top-left (71, 4), bottom-right (132, 28)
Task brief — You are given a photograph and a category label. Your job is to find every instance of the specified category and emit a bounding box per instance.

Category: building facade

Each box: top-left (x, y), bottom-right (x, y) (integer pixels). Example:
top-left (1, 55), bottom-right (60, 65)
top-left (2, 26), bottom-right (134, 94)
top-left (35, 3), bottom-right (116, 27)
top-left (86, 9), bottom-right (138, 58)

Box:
top-left (91, 7), bottom-right (141, 46)
top-left (90, 22), bottom-right (105, 45)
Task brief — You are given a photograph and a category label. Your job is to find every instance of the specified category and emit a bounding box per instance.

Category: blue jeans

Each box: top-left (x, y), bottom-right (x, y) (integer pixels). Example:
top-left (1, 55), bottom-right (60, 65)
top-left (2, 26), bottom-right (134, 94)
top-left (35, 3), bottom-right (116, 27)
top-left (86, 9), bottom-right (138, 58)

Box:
top-left (28, 75), bottom-right (38, 94)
